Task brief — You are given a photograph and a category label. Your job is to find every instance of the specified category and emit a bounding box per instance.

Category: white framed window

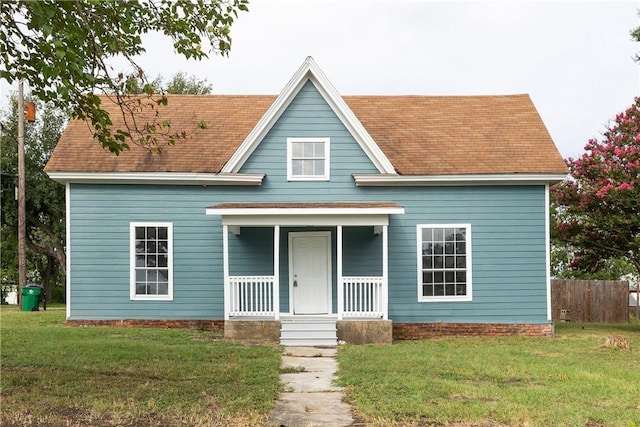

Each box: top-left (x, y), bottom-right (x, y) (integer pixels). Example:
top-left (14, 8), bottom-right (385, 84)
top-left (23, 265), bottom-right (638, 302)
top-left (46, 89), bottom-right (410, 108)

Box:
top-left (130, 222), bottom-right (173, 301)
top-left (287, 137), bottom-right (330, 181)
top-left (417, 224), bottom-right (472, 302)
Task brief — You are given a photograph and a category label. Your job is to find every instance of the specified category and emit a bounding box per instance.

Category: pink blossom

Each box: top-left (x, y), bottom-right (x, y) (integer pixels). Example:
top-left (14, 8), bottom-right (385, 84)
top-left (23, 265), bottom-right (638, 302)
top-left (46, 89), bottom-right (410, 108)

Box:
top-left (617, 182), bottom-right (634, 191)
top-left (596, 183), bottom-right (614, 198)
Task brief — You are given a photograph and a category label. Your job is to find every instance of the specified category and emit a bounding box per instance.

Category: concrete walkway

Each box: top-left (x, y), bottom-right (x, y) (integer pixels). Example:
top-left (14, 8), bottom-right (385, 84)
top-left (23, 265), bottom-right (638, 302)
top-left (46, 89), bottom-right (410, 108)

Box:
top-left (269, 346), bottom-right (355, 427)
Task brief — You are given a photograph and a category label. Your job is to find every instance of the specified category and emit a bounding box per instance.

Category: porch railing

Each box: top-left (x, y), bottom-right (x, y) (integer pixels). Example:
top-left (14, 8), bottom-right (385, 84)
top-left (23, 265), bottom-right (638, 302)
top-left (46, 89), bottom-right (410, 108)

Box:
top-left (228, 276), bottom-right (275, 317)
top-left (341, 276), bottom-right (384, 318)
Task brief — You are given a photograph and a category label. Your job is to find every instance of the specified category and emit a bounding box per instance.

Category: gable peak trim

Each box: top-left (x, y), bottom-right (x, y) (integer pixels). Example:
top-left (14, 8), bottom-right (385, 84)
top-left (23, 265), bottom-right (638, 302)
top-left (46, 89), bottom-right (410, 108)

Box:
top-left (221, 57), bottom-right (397, 175)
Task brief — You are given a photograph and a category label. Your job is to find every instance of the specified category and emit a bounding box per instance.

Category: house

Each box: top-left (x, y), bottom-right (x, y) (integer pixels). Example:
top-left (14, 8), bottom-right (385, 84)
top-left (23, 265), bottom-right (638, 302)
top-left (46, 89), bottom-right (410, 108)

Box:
top-left (45, 57), bottom-right (568, 345)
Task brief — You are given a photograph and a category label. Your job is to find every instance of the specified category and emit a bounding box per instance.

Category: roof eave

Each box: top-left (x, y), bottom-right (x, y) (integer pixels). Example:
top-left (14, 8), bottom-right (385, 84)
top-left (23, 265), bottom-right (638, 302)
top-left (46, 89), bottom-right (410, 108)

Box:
top-left (46, 172), bottom-right (265, 186)
top-left (353, 173), bottom-right (568, 186)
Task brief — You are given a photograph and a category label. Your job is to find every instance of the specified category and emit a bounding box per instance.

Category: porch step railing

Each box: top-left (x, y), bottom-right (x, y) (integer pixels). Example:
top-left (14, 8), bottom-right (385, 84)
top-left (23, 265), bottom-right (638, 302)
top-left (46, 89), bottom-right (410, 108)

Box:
top-left (341, 276), bottom-right (384, 318)
top-left (228, 275), bottom-right (275, 317)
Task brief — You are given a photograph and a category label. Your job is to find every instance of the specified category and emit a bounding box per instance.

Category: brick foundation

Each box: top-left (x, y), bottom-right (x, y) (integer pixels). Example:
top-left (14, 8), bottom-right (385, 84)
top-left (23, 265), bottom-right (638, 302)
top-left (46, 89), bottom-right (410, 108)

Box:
top-left (65, 319), bottom-right (225, 331)
top-left (392, 322), bottom-right (554, 339)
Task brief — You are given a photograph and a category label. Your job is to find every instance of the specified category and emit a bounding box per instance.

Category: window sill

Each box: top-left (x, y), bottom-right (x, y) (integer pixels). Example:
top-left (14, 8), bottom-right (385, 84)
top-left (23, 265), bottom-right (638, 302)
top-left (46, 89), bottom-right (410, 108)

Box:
top-left (418, 296), bottom-right (472, 303)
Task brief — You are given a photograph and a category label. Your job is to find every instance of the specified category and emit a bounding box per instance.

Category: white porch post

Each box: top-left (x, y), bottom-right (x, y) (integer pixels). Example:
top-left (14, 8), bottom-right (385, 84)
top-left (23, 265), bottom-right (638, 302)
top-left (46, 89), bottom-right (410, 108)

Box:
top-left (222, 225), bottom-right (230, 321)
top-left (273, 225), bottom-right (280, 320)
top-left (382, 224), bottom-right (389, 320)
top-left (337, 225), bottom-right (343, 320)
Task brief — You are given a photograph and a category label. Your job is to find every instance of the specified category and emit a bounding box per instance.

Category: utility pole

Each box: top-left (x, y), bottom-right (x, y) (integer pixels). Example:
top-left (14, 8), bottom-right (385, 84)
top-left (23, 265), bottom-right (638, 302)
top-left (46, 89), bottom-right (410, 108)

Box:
top-left (17, 80), bottom-right (26, 304)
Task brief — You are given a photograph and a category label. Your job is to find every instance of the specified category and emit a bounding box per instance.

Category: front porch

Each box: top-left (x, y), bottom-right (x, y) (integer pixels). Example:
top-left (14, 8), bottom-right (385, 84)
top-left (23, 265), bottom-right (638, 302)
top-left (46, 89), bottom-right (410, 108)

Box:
top-left (205, 202), bottom-right (404, 345)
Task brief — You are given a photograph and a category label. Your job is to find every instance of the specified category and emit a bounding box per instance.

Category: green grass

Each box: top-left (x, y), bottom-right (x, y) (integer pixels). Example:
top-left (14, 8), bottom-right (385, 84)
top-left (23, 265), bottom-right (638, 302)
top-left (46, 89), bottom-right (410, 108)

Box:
top-left (4, 308), bottom-right (640, 426)
top-left (338, 322), bottom-right (640, 426)
top-left (0, 307), bottom-right (282, 426)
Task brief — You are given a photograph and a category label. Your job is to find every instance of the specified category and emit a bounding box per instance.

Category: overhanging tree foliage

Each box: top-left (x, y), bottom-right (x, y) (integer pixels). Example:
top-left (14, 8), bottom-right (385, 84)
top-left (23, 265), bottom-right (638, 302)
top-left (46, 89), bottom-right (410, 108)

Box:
top-left (1, 0), bottom-right (248, 154)
top-left (0, 72), bottom-right (214, 303)
top-left (551, 98), bottom-right (640, 277)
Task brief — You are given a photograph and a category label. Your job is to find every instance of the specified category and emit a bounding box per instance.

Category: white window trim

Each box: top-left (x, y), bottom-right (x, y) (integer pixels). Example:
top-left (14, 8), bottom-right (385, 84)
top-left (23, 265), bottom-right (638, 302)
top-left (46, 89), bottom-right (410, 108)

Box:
top-left (130, 222), bottom-right (174, 301)
top-left (417, 223), bottom-right (472, 302)
top-left (287, 137), bottom-right (330, 181)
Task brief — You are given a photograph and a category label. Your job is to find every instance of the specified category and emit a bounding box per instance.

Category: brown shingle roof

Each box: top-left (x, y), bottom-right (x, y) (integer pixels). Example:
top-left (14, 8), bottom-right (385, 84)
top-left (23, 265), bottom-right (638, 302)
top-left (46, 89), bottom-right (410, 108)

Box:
top-left (45, 93), bottom-right (567, 175)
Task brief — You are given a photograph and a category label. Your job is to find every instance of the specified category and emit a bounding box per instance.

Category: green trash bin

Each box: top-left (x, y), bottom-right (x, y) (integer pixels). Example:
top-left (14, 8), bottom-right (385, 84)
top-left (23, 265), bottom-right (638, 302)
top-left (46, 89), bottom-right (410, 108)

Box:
top-left (21, 285), bottom-right (43, 311)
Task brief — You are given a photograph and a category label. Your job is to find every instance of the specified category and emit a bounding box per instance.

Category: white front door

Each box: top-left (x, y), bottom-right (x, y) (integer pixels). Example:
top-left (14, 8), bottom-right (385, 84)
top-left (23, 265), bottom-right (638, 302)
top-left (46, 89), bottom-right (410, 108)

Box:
top-left (289, 232), bottom-right (331, 315)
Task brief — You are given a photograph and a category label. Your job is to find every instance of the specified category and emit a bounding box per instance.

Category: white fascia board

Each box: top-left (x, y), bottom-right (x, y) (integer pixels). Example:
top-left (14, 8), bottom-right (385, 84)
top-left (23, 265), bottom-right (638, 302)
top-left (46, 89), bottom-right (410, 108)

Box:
top-left (218, 214), bottom-right (393, 227)
top-left (46, 171), bottom-right (264, 186)
top-left (353, 173), bottom-right (568, 186)
top-left (221, 57), bottom-right (397, 175)
top-left (206, 206), bottom-right (405, 216)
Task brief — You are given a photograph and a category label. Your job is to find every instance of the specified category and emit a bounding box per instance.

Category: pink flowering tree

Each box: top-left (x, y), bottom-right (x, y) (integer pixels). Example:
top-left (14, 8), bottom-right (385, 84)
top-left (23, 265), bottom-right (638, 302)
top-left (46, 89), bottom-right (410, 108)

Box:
top-left (552, 97), bottom-right (640, 277)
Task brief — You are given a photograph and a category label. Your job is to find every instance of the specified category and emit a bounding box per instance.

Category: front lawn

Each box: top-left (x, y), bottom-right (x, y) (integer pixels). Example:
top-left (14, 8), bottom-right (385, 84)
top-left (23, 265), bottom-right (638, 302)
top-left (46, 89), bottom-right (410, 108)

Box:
top-left (0, 308), bottom-right (282, 426)
top-left (338, 322), bottom-right (640, 426)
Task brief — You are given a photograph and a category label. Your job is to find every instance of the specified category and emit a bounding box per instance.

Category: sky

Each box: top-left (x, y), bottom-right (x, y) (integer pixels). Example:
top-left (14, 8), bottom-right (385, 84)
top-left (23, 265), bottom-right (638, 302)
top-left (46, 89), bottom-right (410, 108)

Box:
top-left (2, 0), bottom-right (638, 159)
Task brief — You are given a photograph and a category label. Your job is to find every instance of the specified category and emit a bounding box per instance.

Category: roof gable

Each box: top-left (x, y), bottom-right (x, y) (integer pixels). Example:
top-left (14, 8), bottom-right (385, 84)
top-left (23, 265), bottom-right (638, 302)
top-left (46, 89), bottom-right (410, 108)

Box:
top-left (221, 57), bottom-right (396, 175)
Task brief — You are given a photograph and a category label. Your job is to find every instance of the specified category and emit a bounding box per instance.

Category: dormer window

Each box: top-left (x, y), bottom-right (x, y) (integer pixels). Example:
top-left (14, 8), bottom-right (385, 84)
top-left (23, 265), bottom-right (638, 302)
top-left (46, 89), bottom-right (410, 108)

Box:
top-left (287, 137), bottom-right (330, 181)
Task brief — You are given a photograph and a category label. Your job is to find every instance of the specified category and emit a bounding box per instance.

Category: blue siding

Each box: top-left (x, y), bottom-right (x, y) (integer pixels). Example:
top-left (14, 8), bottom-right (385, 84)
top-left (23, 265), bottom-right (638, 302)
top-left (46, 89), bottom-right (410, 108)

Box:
top-left (67, 80), bottom-right (550, 324)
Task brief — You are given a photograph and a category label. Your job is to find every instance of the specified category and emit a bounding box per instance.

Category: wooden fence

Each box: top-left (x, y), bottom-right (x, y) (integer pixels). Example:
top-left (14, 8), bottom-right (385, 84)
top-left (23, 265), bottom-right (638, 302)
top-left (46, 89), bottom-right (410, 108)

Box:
top-left (551, 280), bottom-right (629, 323)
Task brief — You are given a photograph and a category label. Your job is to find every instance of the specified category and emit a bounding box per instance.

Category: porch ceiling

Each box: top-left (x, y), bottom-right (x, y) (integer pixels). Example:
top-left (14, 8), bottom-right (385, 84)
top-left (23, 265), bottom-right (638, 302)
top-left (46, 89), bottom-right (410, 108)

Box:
top-left (205, 202), bottom-right (405, 226)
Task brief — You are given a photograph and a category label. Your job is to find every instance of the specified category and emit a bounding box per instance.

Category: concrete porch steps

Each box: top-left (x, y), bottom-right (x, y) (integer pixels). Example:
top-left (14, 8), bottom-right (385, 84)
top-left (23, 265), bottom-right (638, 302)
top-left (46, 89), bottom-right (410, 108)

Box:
top-left (280, 318), bottom-right (338, 346)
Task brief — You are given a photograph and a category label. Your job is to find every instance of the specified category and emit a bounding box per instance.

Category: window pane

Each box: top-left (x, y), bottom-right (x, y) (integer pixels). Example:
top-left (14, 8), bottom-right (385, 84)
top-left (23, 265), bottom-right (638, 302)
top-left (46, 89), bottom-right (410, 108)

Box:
top-left (456, 228), bottom-right (466, 241)
top-left (434, 284), bottom-right (444, 296)
top-left (292, 142), bottom-right (303, 157)
top-left (445, 284), bottom-right (455, 295)
top-left (302, 142), bottom-right (314, 157)
top-left (423, 243), bottom-right (433, 255)
top-left (136, 282), bottom-right (147, 295)
top-left (445, 228), bottom-right (455, 241)
top-left (147, 282), bottom-right (158, 295)
top-left (302, 159), bottom-right (314, 175)
top-left (146, 241), bottom-right (156, 254)
top-left (445, 271), bottom-right (454, 283)
top-left (292, 159), bottom-right (302, 175)
top-left (147, 227), bottom-right (156, 239)
top-left (157, 240), bottom-right (168, 253)
top-left (434, 243), bottom-right (443, 254)
top-left (423, 256), bottom-right (433, 269)
top-left (147, 270), bottom-right (158, 283)
top-left (456, 256), bottom-right (466, 268)
top-left (314, 159), bottom-right (325, 175)
top-left (136, 255), bottom-right (145, 267)
top-left (135, 241), bottom-right (145, 254)
top-left (158, 255), bottom-right (168, 268)
top-left (135, 227), bottom-right (145, 239)
top-left (456, 242), bottom-right (466, 254)
top-left (445, 242), bottom-right (454, 254)
top-left (434, 256), bottom-right (443, 268)
top-left (158, 281), bottom-right (169, 295)
top-left (456, 284), bottom-right (467, 295)
top-left (456, 271), bottom-right (466, 283)
top-left (433, 228), bottom-right (444, 241)
top-left (158, 270), bottom-right (169, 282)
top-left (314, 142), bottom-right (325, 157)
top-left (158, 227), bottom-right (167, 239)
top-left (146, 255), bottom-right (157, 267)
top-left (445, 256), bottom-right (454, 268)
top-left (423, 284), bottom-right (433, 297)
top-left (422, 228), bottom-right (433, 242)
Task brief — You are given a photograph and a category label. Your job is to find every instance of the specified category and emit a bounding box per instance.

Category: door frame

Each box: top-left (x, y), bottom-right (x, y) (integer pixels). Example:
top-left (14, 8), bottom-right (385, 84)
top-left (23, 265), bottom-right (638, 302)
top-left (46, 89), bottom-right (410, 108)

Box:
top-left (288, 231), bottom-right (332, 315)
